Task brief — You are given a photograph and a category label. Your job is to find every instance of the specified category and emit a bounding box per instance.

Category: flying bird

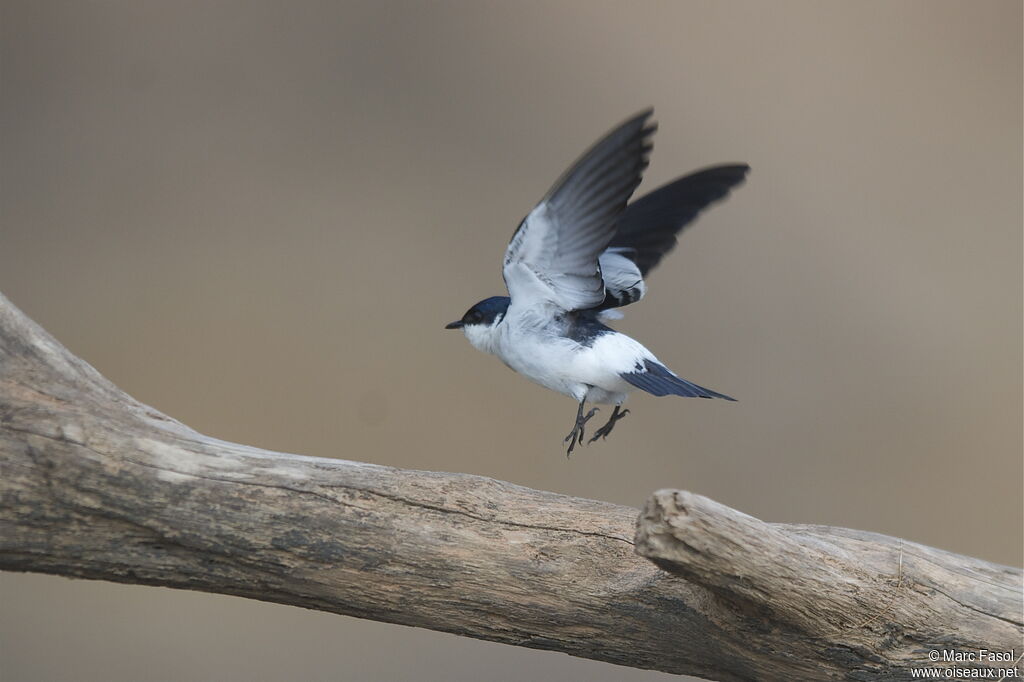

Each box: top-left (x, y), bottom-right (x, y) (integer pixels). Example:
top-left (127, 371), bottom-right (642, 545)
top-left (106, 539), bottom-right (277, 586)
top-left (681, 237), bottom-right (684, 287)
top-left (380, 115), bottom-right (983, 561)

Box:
top-left (446, 110), bottom-right (748, 455)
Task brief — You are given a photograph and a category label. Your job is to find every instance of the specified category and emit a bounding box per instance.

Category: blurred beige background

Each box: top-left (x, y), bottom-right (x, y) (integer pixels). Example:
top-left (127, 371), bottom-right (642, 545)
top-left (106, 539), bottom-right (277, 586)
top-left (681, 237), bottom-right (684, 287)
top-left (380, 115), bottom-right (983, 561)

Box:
top-left (1, 1), bottom-right (1020, 681)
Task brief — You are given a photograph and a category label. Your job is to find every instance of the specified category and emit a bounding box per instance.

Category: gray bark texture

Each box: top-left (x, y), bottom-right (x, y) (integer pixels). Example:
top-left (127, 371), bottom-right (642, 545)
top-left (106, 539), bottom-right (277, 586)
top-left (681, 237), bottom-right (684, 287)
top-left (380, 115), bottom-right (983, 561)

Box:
top-left (1, 291), bottom-right (1021, 681)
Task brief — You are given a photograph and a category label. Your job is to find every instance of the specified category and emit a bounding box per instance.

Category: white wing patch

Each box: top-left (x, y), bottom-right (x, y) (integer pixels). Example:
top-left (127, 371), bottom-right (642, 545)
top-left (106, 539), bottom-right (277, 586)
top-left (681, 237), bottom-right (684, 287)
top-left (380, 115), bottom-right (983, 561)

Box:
top-left (503, 203), bottom-right (607, 313)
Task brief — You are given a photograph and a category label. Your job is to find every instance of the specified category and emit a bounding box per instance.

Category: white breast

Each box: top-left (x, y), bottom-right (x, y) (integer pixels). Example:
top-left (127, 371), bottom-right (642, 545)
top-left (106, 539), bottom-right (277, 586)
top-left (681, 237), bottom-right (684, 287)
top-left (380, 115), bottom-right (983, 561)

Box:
top-left (465, 309), bottom-right (656, 404)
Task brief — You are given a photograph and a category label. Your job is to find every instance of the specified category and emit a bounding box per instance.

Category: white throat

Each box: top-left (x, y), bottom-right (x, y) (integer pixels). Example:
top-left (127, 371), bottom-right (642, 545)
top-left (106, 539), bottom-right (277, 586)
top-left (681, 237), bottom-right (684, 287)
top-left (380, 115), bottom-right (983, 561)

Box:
top-left (462, 319), bottom-right (503, 356)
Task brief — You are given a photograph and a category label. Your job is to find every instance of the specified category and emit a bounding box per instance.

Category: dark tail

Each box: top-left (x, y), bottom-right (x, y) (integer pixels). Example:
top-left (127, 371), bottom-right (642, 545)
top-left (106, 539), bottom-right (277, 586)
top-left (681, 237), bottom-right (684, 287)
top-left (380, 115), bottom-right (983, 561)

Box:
top-left (622, 360), bottom-right (736, 401)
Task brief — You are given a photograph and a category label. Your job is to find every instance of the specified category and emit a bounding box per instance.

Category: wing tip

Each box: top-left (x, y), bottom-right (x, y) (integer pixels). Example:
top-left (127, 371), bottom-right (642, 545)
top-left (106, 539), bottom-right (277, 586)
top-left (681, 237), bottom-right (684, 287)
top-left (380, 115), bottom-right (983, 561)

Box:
top-left (620, 108), bottom-right (657, 145)
top-left (690, 163), bottom-right (752, 184)
top-left (630, 106), bottom-right (655, 123)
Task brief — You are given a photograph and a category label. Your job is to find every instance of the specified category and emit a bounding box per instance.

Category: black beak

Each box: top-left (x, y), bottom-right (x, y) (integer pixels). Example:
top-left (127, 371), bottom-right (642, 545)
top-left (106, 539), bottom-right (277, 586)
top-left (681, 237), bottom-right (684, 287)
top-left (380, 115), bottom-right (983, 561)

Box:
top-left (445, 320), bottom-right (464, 330)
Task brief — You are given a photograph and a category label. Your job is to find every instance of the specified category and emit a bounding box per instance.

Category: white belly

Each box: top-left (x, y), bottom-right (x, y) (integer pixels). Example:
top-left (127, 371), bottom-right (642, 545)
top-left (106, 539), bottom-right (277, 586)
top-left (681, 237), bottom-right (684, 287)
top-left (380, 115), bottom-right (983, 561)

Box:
top-left (490, 324), bottom-right (655, 404)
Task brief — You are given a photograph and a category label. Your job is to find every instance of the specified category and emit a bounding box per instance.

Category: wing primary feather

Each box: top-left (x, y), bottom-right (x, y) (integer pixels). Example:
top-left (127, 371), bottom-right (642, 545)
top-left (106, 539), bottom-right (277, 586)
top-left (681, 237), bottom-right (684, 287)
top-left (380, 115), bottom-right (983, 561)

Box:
top-left (608, 164), bottom-right (750, 277)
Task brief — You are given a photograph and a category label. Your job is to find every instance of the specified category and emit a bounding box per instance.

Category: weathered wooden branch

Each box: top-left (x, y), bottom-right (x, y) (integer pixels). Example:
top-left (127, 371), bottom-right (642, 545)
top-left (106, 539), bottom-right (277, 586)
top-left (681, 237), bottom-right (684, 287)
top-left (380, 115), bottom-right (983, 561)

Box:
top-left (1, 290), bottom-right (1020, 681)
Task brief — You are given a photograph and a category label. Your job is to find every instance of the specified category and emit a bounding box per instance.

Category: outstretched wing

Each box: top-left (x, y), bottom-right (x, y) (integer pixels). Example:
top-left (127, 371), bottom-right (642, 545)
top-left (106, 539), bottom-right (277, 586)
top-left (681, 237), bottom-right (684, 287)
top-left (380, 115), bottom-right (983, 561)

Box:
top-left (502, 110), bottom-right (656, 313)
top-left (596, 164), bottom-right (750, 310)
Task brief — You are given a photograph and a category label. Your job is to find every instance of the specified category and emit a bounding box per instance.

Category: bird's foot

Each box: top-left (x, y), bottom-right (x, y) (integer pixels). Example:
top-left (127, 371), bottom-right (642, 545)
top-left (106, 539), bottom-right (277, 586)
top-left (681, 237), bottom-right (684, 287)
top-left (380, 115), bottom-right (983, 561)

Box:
top-left (588, 406), bottom-right (630, 444)
top-left (564, 407), bottom-right (599, 457)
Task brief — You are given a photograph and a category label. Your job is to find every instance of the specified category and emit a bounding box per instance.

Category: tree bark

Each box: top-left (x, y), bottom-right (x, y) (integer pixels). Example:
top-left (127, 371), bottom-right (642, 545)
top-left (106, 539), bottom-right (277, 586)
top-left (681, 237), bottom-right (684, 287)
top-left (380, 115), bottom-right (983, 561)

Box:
top-left (1, 291), bottom-right (1020, 681)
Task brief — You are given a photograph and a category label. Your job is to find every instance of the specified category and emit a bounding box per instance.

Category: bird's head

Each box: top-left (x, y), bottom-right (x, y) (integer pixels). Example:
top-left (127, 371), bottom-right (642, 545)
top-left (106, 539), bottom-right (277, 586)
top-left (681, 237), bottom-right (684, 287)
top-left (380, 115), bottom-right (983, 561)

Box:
top-left (445, 296), bottom-right (510, 351)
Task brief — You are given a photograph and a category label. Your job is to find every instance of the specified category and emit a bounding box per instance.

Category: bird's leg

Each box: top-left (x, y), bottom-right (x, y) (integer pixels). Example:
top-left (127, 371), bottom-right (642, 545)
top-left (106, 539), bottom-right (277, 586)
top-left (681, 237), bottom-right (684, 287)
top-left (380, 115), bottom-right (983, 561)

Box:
top-left (588, 404), bottom-right (630, 444)
top-left (564, 400), bottom-right (599, 457)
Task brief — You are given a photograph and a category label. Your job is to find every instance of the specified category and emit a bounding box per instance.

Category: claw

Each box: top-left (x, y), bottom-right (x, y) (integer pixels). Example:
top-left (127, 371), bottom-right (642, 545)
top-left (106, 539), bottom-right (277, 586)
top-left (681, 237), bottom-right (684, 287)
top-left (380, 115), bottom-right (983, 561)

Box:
top-left (564, 405), bottom-right (599, 457)
top-left (587, 406), bottom-right (630, 444)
